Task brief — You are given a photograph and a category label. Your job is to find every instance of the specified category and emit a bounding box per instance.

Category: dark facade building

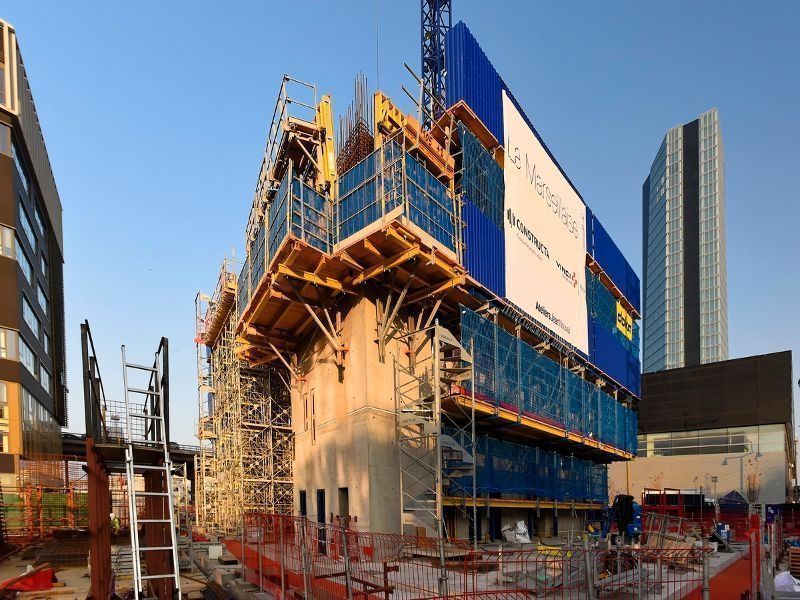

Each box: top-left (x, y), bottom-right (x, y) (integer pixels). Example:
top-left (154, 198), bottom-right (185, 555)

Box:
top-left (0, 19), bottom-right (67, 486)
top-left (610, 351), bottom-right (795, 504)
top-left (642, 109), bottom-right (728, 373)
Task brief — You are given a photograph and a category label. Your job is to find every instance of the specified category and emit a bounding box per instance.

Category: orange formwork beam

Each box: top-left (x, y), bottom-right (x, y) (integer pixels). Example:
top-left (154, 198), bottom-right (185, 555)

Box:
top-left (448, 394), bottom-right (634, 461)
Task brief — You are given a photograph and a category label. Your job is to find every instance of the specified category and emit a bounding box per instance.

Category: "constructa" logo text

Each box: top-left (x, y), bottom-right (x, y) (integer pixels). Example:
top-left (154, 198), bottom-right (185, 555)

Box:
top-left (506, 208), bottom-right (549, 259)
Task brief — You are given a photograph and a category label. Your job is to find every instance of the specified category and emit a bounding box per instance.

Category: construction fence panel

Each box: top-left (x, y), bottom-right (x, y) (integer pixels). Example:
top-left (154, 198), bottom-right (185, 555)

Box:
top-left (405, 152), bottom-right (458, 252)
top-left (232, 514), bottom-right (711, 600)
top-left (460, 307), bottom-right (638, 455)
top-left (337, 141), bottom-right (401, 242)
top-left (238, 256), bottom-right (250, 317)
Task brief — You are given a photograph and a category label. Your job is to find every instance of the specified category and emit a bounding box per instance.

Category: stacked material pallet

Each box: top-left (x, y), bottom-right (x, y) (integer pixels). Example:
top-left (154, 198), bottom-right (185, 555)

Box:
top-left (789, 546), bottom-right (800, 578)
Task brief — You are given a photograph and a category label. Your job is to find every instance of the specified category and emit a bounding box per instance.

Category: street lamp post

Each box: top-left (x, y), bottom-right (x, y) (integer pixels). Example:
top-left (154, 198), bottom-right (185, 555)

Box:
top-left (721, 450), bottom-right (762, 502)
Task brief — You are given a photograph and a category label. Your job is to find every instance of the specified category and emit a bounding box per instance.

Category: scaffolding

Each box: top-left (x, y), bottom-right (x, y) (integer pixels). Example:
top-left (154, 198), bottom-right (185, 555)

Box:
top-left (194, 292), bottom-right (217, 531)
top-left (395, 324), bottom-right (476, 542)
top-left (196, 260), bottom-right (293, 535)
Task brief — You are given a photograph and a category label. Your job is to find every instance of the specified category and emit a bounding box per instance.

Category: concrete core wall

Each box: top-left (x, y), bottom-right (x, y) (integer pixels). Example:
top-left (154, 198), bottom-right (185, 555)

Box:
top-left (292, 294), bottom-right (402, 533)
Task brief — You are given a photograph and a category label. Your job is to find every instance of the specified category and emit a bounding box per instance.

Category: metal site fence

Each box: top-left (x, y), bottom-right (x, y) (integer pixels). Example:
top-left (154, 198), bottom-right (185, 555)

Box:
top-left (1, 486), bottom-right (89, 540)
top-left (227, 513), bottom-right (714, 599)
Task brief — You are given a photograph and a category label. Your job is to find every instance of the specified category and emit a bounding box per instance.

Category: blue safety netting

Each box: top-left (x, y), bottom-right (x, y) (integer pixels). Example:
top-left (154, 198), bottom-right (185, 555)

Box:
top-left (446, 430), bottom-right (609, 503)
top-left (587, 268), bottom-right (640, 357)
top-left (268, 171), bottom-right (332, 263)
top-left (338, 141), bottom-right (403, 241)
top-left (460, 307), bottom-right (638, 455)
top-left (237, 259), bottom-right (250, 317)
top-left (337, 140), bottom-right (458, 252)
top-left (458, 123), bottom-right (504, 229)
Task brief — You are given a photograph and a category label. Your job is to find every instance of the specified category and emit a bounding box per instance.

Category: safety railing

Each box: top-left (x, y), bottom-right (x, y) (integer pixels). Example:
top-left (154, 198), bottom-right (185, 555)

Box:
top-left (337, 137), bottom-right (460, 253)
top-left (229, 513), bottom-right (713, 600)
top-left (460, 306), bottom-right (638, 455)
top-left (240, 166), bottom-right (333, 313)
top-left (1, 485), bottom-right (89, 540)
top-left (444, 429), bottom-right (609, 503)
top-left (268, 167), bottom-right (332, 262)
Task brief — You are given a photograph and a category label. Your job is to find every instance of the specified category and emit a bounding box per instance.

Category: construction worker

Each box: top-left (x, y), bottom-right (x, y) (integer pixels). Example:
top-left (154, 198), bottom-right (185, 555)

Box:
top-left (110, 512), bottom-right (121, 536)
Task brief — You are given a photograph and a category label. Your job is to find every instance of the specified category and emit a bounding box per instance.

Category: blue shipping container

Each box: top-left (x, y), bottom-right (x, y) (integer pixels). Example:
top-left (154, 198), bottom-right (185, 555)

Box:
top-left (446, 22), bottom-right (588, 209)
top-left (591, 215), bottom-right (641, 315)
top-left (586, 206), bottom-right (594, 255)
top-left (593, 322), bottom-right (629, 391)
top-left (626, 264), bottom-right (641, 316)
top-left (446, 22), bottom-right (506, 145)
top-left (627, 352), bottom-right (642, 397)
top-left (463, 198), bottom-right (505, 297)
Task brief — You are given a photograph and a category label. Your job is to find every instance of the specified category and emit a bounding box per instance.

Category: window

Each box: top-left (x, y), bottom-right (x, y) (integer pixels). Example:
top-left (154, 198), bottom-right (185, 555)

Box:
top-left (0, 329), bottom-right (18, 360)
top-left (0, 382), bottom-right (6, 419)
top-left (299, 490), bottom-right (307, 517)
top-left (19, 337), bottom-right (36, 379)
top-left (37, 284), bottom-right (48, 315)
top-left (22, 295), bottom-right (39, 336)
top-left (0, 123), bottom-right (10, 156)
top-left (42, 331), bottom-right (51, 356)
top-left (33, 204), bottom-right (45, 237)
top-left (17, 243), bottom-right (32, 285)
top-left (0, 224), bottom-right (15, 258)
top-left (21, 385), bottom-right (60, 455)
top-left (18, 199), bottom-right (35, 248)
top-left (40, 367), bottom-right (51, 396)
top-left (12, 142), bottom-right (29, 195)
top-left (40, 254), bottom-right (48, 280)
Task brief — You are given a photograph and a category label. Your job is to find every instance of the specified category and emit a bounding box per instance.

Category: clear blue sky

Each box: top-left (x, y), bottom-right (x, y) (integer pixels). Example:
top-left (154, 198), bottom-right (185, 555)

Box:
top-left (3, 1), bottom-right (799, 444)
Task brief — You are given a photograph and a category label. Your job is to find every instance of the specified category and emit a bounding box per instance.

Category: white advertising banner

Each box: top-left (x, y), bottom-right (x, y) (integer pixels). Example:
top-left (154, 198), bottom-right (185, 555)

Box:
top-left (502, 91), bottom-right (588, 353)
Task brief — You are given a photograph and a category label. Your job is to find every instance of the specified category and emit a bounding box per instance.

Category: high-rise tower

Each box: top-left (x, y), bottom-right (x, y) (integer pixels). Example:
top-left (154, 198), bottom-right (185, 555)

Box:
top-left (642, 108), bottom-right (727, 372)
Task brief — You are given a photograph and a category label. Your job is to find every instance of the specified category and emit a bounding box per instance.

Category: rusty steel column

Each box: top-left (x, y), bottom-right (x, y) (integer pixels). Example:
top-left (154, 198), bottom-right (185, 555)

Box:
top-left (87, 438), bottom-right (111, 600)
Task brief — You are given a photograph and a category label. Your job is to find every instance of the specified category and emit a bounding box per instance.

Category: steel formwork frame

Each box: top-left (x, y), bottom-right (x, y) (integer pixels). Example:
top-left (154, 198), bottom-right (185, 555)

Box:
top-left (196, 262), bottom-right (293, 535)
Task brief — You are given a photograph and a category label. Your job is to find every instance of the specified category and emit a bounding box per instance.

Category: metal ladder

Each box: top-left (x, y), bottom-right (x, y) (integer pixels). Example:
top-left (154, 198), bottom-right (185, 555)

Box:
top-left (122, 345), bottom-right (182, 600)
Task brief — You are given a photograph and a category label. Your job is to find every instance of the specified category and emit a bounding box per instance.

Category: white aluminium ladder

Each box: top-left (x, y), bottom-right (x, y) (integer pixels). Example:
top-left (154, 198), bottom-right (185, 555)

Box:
top-left (122, 345), bottom-right (182, 600)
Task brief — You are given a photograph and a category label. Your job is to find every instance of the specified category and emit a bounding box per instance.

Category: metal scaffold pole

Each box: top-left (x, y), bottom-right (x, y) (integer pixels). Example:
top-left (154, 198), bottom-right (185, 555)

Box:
top-left (195, 260), bottom-right (294, 536)
top-left (471, 338), bottom-right (477, 552)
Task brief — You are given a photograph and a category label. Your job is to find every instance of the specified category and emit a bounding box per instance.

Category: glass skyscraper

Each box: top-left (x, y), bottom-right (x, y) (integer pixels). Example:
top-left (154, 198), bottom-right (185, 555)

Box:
top-left (642, 108), bottom-right (728, 372)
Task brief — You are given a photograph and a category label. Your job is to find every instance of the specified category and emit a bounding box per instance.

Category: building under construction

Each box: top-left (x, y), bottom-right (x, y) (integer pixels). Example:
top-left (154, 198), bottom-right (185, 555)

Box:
top-left (195, 5), bottom-right (641, 541)
top-left (195, 263), bottom-right (293, 534)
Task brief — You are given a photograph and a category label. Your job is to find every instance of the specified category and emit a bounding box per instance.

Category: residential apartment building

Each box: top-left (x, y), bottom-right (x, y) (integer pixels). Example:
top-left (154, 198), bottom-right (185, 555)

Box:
top-left (642, 108), bottom-right (728, 372)
top-left (0, 19), bottom-right (67, 486)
